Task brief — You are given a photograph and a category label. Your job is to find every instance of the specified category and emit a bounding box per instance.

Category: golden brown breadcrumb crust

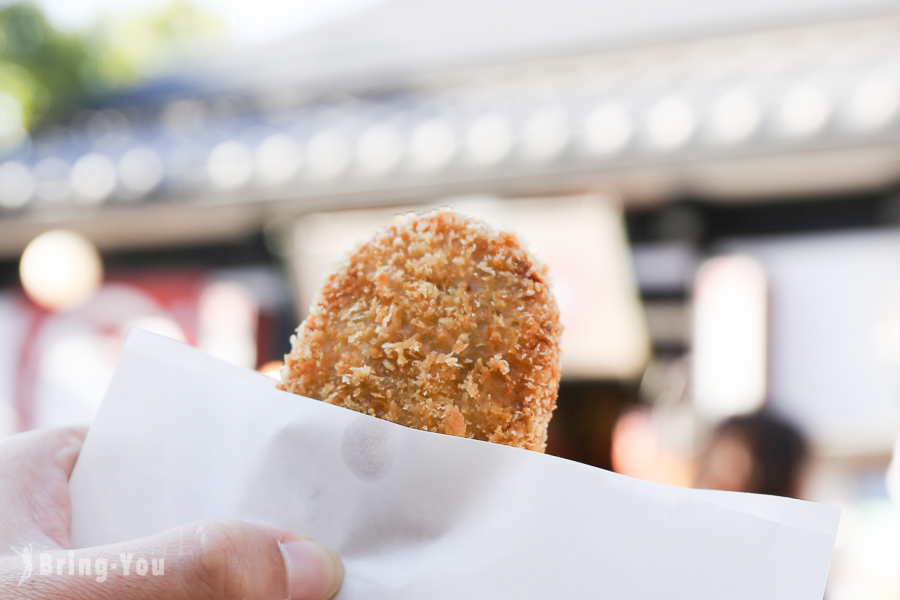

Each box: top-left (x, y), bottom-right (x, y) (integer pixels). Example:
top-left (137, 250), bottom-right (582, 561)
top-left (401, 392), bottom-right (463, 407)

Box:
top-left (278, 208), bottom-right (563, 451)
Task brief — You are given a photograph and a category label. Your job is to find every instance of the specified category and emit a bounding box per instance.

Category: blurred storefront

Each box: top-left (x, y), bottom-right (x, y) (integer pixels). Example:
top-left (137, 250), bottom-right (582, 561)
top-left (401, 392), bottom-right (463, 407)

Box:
top-left (4, 0), bottom-right (900, 594)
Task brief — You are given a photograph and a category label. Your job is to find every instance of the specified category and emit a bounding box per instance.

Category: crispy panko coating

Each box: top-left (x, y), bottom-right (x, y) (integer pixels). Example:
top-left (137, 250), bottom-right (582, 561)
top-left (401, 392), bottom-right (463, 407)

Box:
top-left (278, 208), bottom-right (563, 451)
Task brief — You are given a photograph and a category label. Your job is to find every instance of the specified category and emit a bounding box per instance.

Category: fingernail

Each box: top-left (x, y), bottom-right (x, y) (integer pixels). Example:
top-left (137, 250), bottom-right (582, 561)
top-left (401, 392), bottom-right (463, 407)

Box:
top-left (280, 539), bottom-right (343, 600)
top-left (56, 435), bottom-right (85, 468)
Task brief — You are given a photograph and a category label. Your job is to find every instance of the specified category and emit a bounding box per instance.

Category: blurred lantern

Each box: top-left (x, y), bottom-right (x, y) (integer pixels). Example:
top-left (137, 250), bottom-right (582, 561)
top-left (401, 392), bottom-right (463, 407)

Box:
top-left (306, 130), bottom-right (351, 180)
top-left (466, 114), bottom-right (513, 165)
top-left (70, 153), bottom-right (117, 204)
top-left (779, 85), bottom-right (830, 138)
top-left (711, 90), bottom-right (761, 145)
top-left (522, 107), bottom-right (569, 162)
top-left (357, 124), bottom-right (403, 176)
top-left (19, 230), bottom-right (103, 311)
top-left (584, 102), bottom-right (632, 156)
top-left (692, 255), bottom-right (768, 420)
top-left (0, 161), bottom-right (34, 208)
top-left (410, 118), bottom-right (456, 171)
top-left (118, 146), bottom-right (165, 195)
top-left (208, 140), bottom-right (254, 189)
top-left (256, 133), bottom-right (302, 185)
top-left (848, 76), bottom-right (900, 132)
top-left (646, 95), bottom-right (695, 151)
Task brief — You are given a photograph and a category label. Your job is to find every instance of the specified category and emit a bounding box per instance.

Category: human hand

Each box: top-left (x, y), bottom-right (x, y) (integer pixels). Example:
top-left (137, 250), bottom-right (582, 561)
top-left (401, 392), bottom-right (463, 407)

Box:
top-left (0, 427), bottom-right (343, 599)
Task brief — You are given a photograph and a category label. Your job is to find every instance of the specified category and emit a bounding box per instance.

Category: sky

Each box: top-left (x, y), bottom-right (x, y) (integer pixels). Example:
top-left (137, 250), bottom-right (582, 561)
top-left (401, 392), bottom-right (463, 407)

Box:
top-left (34, 0), bottom-right (390, 46)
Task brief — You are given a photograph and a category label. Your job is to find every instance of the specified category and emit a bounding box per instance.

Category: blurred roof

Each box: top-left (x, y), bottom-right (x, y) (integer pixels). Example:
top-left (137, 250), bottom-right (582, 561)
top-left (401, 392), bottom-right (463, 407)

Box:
top-left (6, 0), bottom-right (900, 255)
top-left (171, 0), bottom-right (900, 96)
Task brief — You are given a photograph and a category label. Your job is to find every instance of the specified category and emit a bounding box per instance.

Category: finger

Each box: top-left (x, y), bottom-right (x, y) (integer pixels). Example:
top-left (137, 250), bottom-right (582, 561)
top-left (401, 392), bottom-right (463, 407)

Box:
top-left (0, 426), bottom-right (87, 480)
top-left (56, 426), bottom-right (89, 479)
top-left (10, 519), bottom-right (343, 600)
top-left (0, 427), bottom-right (88, 552)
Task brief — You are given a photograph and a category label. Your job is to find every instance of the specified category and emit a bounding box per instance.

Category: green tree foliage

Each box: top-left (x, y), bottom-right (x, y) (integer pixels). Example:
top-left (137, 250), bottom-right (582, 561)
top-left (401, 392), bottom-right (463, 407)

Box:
top-left (0, 3), bottom-right (90, 139)
top-left (82, 0), bottom-right (223, 90)
top-left (0, 0), bottom-right (222, 144)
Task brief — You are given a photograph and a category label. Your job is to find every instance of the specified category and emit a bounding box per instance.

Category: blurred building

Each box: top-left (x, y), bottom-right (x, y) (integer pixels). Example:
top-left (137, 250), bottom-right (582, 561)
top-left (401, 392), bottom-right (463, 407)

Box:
top-left (4, 0), bottom-right (900, 593)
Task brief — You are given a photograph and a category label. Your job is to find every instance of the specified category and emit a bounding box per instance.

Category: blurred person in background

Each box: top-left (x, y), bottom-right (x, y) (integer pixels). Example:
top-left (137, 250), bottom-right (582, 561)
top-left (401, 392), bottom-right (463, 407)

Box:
top-left (694, 411), bottom-right (808, 498)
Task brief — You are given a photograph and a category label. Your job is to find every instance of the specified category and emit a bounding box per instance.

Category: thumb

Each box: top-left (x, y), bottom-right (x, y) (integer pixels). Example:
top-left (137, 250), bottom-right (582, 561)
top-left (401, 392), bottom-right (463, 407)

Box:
top-left (14, 519), bottom-right (343, 600)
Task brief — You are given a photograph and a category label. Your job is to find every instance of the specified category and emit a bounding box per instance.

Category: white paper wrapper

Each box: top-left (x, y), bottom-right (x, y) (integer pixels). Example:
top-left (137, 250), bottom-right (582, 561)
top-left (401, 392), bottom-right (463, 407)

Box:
top-left (69, 329), bottom-right (839, 599)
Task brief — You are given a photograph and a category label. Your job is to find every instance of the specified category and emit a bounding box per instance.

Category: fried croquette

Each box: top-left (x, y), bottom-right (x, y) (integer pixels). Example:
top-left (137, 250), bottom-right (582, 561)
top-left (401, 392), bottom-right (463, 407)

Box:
top-left (278, 208), bottom-right (563, 451)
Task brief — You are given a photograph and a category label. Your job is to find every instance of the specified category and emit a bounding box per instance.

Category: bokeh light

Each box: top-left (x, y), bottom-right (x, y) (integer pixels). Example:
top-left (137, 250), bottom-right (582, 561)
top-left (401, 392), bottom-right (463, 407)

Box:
top-left (19, 229), bottom-right (103, 311)
top-left (258, 360), bottom-right (283, 380)
top-left (409, 118), bottom-right (456, 171)
top-left (118, 146), bottom-right (164, 195)
top-left (692, 255), bottom-right (767, 421)
top-left (0, 160), bottom-right (34, 208)
top-left (355, 124), bottom-right (403, 176)
top-left (256, 133), bottom-right (302, 185)
top-left (584, 102), bottom-right (632, 156)
top-left (710, 90), bottom-right (761, 145)
top-left (208, 140), bottom-right (254, 189)
top-left (779, 84), bottom-right (830, 138)
top-left (70, 153), bottom-right (117, 203)
top-left (466, 114), bottom-right (513, 166)
top-left (306, 130), bottom-right (351, 180)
